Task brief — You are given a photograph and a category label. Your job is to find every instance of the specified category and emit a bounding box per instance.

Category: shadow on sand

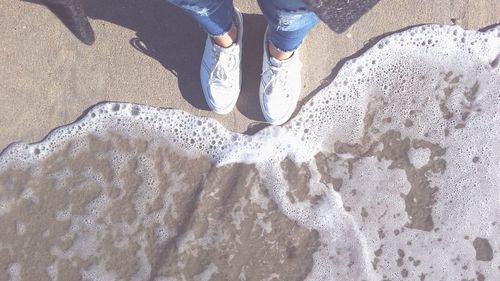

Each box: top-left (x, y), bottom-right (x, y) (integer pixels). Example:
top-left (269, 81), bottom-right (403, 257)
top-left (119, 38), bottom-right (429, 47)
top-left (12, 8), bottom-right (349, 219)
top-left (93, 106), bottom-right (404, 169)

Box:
top-left (21, 1), bottom-right (500, 137)
top-left (25, 0), bottom-right (268, 122)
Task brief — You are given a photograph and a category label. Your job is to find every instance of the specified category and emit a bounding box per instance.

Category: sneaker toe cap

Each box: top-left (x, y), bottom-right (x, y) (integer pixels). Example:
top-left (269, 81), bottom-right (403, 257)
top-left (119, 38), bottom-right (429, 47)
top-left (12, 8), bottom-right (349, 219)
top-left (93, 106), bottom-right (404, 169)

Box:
top-left (205, 85), bottom-right (238, 113)
top-left (262, 96), bottom-right (292, 124)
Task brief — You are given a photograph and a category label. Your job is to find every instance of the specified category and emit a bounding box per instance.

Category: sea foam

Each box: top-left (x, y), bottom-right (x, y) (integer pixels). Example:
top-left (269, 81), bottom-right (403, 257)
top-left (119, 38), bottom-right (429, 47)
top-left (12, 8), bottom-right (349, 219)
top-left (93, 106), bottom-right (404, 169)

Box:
top-left (1, 24), bottom-right (499, 280)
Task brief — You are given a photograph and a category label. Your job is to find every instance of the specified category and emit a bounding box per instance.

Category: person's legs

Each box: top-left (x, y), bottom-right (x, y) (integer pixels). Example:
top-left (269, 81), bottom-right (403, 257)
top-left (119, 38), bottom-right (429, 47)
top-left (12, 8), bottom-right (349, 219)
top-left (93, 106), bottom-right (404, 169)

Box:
top-left (257, 0), bottom-right (319, 125)
top-left (166, 0), bottom-right (243, 114)
top-left (166, 0), bottom-right (237, 47)
top-left (257, 0), bottom-right (320, 60)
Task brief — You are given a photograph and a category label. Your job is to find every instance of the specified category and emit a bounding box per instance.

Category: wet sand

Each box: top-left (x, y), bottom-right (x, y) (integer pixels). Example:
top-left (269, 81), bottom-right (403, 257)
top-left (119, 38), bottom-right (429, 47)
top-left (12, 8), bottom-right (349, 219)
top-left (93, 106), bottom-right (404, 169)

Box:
top-left (0, 133), bottom-right (319, 280)
top-left (1, 23), bottom-right (500, 279)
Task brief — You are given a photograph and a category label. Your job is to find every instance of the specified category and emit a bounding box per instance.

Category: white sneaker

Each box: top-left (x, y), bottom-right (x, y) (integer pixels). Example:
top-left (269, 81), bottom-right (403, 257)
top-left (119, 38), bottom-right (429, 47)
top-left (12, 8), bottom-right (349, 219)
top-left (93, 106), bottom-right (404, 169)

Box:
top-left (259, 27), bottom-right (302, 125)
top-left (200, 8), bottom-right (243, 114)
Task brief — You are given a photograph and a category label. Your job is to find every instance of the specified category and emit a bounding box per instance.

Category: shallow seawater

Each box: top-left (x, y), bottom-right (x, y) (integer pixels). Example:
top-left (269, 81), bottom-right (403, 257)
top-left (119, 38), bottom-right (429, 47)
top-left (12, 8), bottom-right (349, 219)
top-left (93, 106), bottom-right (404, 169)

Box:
top-left (1, 25), bottom-right (500, 281)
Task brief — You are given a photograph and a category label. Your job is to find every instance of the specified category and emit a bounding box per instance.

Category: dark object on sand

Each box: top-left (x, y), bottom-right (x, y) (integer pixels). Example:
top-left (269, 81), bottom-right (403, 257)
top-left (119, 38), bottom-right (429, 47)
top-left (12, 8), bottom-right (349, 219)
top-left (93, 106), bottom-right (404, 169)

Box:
top-left (39, 0), bottom-right (378, 45)
top-left (304, 0), bottom-right (380, 33)
top-left (43, 0), bottom-right (95, 45)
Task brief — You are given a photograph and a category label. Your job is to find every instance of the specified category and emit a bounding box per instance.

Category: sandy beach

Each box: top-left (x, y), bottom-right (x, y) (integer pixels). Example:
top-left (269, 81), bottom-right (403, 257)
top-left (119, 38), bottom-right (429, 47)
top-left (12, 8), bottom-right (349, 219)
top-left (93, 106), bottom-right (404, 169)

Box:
top-left (1, 1), bottom-right (500, 281)
top-left (0, 0), bottom-right (499, 148)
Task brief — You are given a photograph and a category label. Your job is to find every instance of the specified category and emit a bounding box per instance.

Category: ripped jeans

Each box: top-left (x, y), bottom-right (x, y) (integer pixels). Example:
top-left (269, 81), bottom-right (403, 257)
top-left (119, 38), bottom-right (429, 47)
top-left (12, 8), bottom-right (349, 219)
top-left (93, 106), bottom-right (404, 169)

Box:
top-left (166, 0), bottom-right (320, 52)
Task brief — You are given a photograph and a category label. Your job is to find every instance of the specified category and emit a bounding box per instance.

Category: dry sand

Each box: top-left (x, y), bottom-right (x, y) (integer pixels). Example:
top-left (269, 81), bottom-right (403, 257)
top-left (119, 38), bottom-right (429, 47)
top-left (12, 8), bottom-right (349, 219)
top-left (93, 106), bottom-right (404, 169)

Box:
top-left (1, 0), bottom-right (499, 149)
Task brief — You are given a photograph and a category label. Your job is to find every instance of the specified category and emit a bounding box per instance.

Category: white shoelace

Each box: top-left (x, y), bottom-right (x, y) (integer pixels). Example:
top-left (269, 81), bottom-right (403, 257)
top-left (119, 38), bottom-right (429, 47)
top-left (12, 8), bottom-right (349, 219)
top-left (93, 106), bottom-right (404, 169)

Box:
top-left (262, 63), bottom-right (290, 98)
top-left (209, 46), bottom-right (238, 89)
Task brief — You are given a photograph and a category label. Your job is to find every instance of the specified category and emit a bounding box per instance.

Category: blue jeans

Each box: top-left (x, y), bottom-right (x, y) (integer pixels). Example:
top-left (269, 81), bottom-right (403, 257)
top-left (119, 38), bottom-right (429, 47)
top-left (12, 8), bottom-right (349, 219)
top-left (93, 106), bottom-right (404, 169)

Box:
top-left (166, 0), bottom-right (320, 52)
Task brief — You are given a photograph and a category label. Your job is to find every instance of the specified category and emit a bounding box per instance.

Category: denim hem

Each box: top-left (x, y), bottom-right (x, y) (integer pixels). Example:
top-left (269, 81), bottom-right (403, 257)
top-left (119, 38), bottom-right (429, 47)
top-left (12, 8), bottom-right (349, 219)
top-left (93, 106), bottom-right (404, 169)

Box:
top-left (208, 22), bottom-right (232, 37)
top-left (271, 41), bottom-right (301, 53)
